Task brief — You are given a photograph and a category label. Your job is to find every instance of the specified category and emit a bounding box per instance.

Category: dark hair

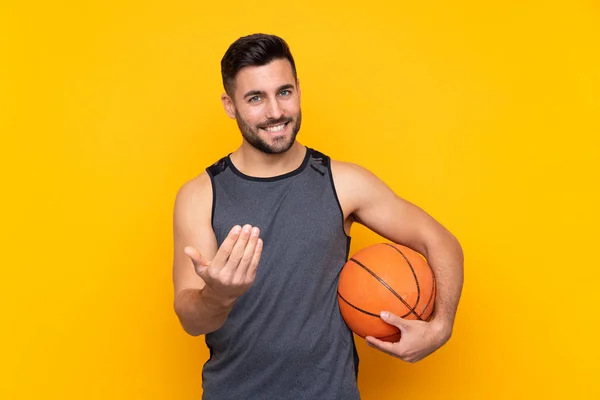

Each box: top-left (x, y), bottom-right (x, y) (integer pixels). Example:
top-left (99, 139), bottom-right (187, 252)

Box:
top-left (221, 33), bottom-right (298, 95)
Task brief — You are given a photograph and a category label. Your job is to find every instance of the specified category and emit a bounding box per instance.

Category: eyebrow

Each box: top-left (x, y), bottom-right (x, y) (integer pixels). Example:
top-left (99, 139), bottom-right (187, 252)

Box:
top-left (243, 84), bottom-right (295, 99)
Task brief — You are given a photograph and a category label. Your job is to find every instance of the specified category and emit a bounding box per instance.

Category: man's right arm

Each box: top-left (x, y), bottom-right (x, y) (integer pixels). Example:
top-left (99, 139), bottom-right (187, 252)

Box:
top-left (172, 172), bottom-right (233, 336)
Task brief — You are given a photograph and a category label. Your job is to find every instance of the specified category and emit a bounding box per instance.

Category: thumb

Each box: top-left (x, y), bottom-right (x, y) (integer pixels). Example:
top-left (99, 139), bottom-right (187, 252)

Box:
top-left (184, 246), bottom-right (210, 270)
top-left (380, 311), bottom-right (411, 331)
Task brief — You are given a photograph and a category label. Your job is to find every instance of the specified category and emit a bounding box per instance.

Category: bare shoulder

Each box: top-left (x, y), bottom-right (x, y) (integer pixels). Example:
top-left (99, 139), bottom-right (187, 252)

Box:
top-left (330, 159), bottom-right (387, 218)
top-left (174, 171), bottom-right (213, 221)
top-left (330, 158), bottom-right (379, 186)
top-left (172, 171), bottom-right (214, 249)
top-left (330, 159), bottom-right (386, 192)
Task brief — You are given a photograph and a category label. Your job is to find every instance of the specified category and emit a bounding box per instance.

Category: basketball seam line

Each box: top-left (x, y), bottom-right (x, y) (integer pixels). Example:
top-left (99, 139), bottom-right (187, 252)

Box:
top-left (383, 243), bottom-right (422, 313)
top-left (337, 293), bottom-right (400, 340)
top-left (337, 291), bottom-right (380, 318)
top-left (349, 257), bottom-right (423, 320)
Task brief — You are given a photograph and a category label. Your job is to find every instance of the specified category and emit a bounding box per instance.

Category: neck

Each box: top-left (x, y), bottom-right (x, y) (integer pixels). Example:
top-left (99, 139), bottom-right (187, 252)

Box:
top-left (230, 141), bottom-right (306, 178)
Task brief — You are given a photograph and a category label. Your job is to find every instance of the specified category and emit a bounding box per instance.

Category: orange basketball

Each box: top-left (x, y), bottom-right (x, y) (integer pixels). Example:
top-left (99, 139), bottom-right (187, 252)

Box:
top-left (337, 242), bottom-right (437, 342)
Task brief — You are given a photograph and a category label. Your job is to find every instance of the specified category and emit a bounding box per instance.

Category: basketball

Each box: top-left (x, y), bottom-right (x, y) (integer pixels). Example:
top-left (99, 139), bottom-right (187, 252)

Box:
top-left (337, 242), bottom-right (437, 342)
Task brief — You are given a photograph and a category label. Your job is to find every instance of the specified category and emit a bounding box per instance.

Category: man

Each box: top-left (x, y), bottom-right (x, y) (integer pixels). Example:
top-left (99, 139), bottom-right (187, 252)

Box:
top-left (172, 33), bottom-right (464, 399)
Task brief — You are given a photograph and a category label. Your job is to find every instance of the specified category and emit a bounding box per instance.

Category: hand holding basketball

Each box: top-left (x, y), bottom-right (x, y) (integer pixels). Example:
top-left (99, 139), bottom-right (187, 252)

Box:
top-left (185, 224), bottom-right (263, 302)
top-left (365, 311), bottom-right (451, 363)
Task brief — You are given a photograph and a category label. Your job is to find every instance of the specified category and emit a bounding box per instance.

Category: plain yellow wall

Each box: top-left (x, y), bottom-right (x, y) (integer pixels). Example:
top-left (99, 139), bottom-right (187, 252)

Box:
top-left (2, 0), bottom-right (599, 399)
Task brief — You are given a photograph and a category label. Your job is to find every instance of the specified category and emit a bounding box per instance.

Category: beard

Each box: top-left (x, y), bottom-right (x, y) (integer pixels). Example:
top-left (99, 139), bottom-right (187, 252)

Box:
top-left (235, 109), bottom-right (302, 155)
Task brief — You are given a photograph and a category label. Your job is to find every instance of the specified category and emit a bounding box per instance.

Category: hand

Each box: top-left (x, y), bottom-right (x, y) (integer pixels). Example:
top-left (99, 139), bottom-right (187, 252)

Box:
top-left (184, 224), bottom-right (263, 303)
top-left (365, 311), bottom-right (452, 363)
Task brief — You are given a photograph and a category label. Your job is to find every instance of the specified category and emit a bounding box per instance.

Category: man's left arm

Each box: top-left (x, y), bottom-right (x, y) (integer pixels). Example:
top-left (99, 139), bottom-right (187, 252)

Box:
top-left (332, 161), bottom-right (464, 362)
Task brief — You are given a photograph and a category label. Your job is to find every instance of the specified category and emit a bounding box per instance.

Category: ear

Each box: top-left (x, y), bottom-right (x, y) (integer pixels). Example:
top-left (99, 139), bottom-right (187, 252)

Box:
top-left (221, 93), bottom-right (236, 119)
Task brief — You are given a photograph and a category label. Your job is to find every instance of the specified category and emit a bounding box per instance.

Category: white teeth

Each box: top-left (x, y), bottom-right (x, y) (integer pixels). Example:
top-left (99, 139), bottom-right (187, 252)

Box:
top-left (263, 124), bottom-right (286, 132)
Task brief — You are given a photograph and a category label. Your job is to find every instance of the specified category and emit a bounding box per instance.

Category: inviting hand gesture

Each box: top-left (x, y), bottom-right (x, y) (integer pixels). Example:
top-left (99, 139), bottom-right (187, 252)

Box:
top-left (365, 311), bottom-right (452, 363)
top-left (184, 224), bottom-right (263, 302)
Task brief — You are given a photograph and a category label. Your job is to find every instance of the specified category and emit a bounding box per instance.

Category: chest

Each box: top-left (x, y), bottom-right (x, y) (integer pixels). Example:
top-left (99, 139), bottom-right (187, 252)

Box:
top-left (212, 174), bottom-right (346, 247)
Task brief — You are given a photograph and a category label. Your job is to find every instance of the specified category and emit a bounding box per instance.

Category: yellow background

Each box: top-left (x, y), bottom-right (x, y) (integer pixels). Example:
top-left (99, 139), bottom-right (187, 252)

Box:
top-left (2, 1), bottom-right (599, 399)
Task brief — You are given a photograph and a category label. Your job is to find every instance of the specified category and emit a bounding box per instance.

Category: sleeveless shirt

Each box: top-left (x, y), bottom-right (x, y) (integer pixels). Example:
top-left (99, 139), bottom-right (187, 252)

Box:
top-left (201, 146), bottom-right (361, 400)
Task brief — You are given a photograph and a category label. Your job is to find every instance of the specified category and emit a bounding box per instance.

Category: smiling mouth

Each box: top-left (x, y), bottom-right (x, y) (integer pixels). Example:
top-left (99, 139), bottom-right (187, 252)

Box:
top-left (260, 122), bottom-right (289, 133)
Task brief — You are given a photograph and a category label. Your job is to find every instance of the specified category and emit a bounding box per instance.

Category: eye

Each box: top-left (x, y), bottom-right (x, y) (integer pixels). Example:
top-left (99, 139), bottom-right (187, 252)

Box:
top-left (248, 96), bottom-right (261, 103)
top-left (279, 90), bottom-right (291, 96)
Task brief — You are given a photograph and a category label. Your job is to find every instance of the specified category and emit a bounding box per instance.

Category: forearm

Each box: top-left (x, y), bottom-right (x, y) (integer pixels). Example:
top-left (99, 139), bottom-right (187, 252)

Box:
top-left (174, 287), bottom-right (236, 336)
top-left (424, 231), bottom-right (464, 335)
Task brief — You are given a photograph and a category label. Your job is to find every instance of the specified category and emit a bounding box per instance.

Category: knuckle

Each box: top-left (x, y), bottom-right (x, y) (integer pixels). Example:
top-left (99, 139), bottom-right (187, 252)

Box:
top-left (207, 268), bottom-right (220, 281)
top-left (207, 272), bottom-right (217, 282)
top-left (222, 270), bottom-right (234, 284)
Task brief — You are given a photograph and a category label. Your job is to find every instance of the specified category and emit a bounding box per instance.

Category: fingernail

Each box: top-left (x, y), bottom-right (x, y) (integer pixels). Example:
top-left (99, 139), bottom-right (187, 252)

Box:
top-left (233, 226), bottom-right (241, 233)
top-left (380, 311), bottom-right (389, 319)
top-left (243, 225), bottom-right (251, 233)
top-left (252, 227), bottom-right (259, 236)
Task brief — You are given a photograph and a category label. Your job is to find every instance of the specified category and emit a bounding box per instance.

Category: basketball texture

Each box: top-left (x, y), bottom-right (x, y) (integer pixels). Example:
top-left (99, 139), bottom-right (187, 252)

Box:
top-left (337, 243), bottom-right (437, 342)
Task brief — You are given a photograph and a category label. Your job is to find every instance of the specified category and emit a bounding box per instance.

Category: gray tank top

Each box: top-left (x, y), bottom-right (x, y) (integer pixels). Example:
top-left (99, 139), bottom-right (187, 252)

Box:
top-left (202, 146), bottom-right (360, 400)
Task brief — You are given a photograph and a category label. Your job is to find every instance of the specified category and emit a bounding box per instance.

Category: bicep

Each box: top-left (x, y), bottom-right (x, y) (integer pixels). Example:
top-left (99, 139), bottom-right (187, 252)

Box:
top-left (355, 190), bottom-right (437, 256)
top-left (172, 173), bottom-right (218, 296)
top-left (345, 165), bottom-right (447, 257)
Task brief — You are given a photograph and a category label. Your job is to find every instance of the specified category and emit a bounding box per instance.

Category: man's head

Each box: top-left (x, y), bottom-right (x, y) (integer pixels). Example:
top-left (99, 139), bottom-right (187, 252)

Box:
top-left (220, 34), bottom-right (302, 155)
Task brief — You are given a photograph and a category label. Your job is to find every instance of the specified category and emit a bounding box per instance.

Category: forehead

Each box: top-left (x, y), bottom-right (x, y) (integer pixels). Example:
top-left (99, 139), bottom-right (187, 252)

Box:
top-left (234, 58), bottom-right (296, 95)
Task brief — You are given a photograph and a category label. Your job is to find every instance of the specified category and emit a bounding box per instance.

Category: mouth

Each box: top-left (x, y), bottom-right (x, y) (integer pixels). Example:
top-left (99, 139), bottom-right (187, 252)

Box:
top-left (259, 121), bottom-right (290, 135)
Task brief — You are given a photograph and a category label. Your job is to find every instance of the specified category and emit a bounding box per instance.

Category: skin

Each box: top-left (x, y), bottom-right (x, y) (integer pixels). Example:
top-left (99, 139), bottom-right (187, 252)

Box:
top-left (172, 58), bottom-right (464, 364)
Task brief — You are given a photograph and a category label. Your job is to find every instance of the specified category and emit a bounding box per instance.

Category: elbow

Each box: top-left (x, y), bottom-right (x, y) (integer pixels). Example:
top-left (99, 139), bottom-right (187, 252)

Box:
top-left (173, 297), bottom-right (204, 337)
top-left (424, 227), bottom-right (464, 264)
top-left (449, 231), bottom-right (464, 261)
top-left (444, 231), bottom-right (464, 273)
top-left (174, 309), bottom-right (204, 337)
top-left (182, 325), bottom-right (204, 337)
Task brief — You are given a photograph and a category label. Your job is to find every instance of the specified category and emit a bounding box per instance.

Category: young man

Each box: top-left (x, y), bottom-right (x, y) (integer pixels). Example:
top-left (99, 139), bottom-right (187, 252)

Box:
top-left (172, 33), bottom-right (464, 399)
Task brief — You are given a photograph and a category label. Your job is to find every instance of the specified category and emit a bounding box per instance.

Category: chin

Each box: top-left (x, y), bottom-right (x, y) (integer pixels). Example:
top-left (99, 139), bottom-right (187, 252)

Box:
top-left (261, 136), bottom-right (295, 154)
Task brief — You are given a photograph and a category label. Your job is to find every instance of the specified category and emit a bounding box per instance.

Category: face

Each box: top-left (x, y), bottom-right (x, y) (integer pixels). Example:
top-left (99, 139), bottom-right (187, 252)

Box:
top-left (222, 58), bottom-right (302, 155)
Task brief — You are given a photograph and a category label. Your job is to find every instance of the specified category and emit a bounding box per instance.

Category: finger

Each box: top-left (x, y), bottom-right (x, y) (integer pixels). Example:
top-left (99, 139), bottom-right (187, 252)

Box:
top-left (365, 336), bottom-right (399, 358)
top-left (184, 246), bottom-right (209, 268)
top-left (380, 311), bottom-right (410, 331)
top-left (225, 224), bottom-right (253, 270)
top-left (212, 225), bottom-right (242, 266)
top-left (246, 238), bottom-right (263, 281)
top-left (233, 226), bottom-right (260, 281)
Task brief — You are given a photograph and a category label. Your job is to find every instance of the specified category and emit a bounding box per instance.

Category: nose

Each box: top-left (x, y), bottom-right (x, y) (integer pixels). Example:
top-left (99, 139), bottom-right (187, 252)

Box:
top-left (265, 98), bottom-right (284, 120)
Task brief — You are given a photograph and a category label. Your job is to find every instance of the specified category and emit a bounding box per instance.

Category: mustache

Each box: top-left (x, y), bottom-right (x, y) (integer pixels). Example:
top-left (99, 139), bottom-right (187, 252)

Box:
top-left (258, 117), bottom-right (292, 129)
